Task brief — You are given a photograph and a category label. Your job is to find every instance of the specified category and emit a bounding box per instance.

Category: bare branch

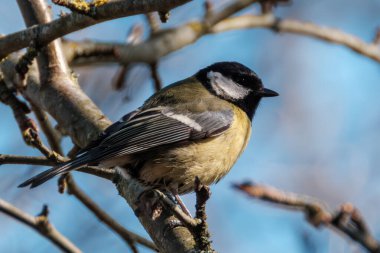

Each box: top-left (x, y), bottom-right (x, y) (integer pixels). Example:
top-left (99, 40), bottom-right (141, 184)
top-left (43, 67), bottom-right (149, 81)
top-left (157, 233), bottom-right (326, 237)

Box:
top-left (193, 177), bottom-right (212, 252)
top-left (112, 24), bottom-right (143, 90)
top-left (234, 182), bottom-right (380, 253)
top-left (0, 75), bottom-right (59, 162)
top-left (144, 14), bottom-right (163, 92)
top-left (31, 105), bottom-right (63, 154)
top-left (65, 12), bottom-right (380, 67)
top-left (0, 154), bottom-right (57, 166)
top-left (0, 0), bottom-right (191, 59)
top-left (115, 171), bottom-right (197, 252)
top-left (0, 153), bottom-right (114, 181)
top-left (64, 174), bottom-right (157, 252)
top-left (0, 199), bottom-right (81, 253)
top-left (149, 61), bottom-right (162, 92)
top-left (145, 13), bottom-right (160, 34)
top-left (212, 14), bottom-right (380, 63)
top-left (373, 27), bottom-right (380, 45)
top-left (7, 0), bottom-right (111, 148)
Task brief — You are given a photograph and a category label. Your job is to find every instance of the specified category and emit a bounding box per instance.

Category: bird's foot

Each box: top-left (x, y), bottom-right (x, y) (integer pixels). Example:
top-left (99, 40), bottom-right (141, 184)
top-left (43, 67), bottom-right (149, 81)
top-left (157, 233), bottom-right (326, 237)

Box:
top-left (173, 194), bottom-right (192, 217)
top-left (134, 189), bottom-right (163, 220)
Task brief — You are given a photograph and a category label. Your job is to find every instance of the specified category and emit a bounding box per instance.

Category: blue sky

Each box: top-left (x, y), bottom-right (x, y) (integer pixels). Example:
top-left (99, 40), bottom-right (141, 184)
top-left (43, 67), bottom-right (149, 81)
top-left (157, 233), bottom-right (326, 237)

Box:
top-left (1, 1), bottom-right (380, 252)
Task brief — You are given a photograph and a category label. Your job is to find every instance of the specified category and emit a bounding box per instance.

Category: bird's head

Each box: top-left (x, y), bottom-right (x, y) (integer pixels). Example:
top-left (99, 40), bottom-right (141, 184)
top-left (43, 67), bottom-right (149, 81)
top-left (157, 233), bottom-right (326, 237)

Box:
top-left (195, 61), bottom-right (278, 120)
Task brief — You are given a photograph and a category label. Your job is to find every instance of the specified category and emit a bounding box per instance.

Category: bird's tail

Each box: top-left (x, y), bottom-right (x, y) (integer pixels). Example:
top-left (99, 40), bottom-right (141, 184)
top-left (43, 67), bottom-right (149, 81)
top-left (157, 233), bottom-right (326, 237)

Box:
top-left (18, 157), bottom-right (89, 188)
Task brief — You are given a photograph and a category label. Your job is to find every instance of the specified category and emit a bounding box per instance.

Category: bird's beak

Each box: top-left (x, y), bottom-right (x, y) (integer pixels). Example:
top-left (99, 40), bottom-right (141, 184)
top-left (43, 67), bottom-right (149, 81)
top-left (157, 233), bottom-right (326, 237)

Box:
top-left (258, 88), bottom-right (279, 97)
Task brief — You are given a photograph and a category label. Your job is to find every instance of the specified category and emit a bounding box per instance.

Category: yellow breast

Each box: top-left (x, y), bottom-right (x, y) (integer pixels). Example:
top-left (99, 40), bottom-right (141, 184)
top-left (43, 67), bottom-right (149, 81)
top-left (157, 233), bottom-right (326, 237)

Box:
top-left (139, 106), bottom-right (252, 194)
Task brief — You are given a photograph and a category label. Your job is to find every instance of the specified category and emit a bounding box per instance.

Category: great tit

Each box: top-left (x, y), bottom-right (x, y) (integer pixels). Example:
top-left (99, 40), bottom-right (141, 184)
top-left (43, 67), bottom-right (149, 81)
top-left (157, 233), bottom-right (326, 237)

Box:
top-left (19, 61), bottom-right (278, 196)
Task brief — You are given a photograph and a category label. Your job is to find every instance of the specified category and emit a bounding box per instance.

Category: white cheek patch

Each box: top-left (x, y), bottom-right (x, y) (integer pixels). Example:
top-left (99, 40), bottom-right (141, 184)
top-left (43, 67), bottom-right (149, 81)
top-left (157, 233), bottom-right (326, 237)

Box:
top-left (207, 71), bottom-right (251, 100)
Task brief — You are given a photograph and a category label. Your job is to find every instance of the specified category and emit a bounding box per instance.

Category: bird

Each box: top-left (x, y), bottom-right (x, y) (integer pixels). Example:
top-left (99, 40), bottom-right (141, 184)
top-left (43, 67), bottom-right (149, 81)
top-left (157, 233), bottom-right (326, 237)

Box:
top-left (19, 61), bottom-right (278, 200)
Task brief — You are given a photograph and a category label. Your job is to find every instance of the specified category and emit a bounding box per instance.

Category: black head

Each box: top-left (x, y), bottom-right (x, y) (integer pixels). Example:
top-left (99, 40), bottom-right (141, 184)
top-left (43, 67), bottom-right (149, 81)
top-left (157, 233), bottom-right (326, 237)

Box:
top-left (195, 62), bottom-right (278, 120)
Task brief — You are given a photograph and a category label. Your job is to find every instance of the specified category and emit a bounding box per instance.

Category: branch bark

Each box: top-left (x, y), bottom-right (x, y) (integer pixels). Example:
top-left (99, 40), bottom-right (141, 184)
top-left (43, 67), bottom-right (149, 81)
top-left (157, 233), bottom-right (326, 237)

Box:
top-left (13, 0), bottom-right (111, 148)
top-left (212, 14), bottom-right (380, 63)
top-left (115, 171), bottom-right (197, 252)
top-left (234, 182), bottom-right (380, 253)
top-left (0, 199), bottom-right (81, 253)
top-left (64, 13), bottom-right (380, 67)
top-left (64, 174), bottom-right (157, 252)
top-left (0, 0), bottom-right (191, 59)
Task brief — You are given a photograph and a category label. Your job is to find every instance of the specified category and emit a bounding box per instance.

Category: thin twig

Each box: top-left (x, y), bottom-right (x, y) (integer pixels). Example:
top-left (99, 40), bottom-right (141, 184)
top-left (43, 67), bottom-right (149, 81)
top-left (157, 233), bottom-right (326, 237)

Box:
top-left (149, 62), bottom-right (162, 92)
top-left (64, 175), bottom-right (157, 251)
top-left (0, 153), bottom-right (114, 181)
top-left (373, 27), bottom-right (380, 45)
top-left (203, 0), bottom-right (213, 20)
top-left (0, 199), bottom-right (81, 253)
top-left (0, 77), bottom-right (45, 151)
top-left (145, 13), bottom-right (160, 33)
top-left (112, 24), bottom-right (143, 90)
top-left (234, 182), bottom-right (380, 253)
top-left (193, 177), bottom-right (213, 252)
top-left (144, 14), bottom-right (163, 91)
top-left (0, 154), bottom-right (58, 166)
top-left (31, 104), bottom-right (63, 154)
top-left (1, 67), bottom-right (63, 163)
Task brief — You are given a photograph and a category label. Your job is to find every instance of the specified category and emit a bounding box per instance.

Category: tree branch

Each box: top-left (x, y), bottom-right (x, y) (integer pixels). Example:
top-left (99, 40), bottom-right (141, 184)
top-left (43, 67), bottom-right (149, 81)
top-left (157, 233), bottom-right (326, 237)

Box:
top-left (0, 0), bottom-right (191, 59)
top-left (64, 13), bottom-right (380, 67)
top-left (7, 0), bottom-right (111, 148)
top-left (115, 171), bottom-right (197, 252)
top-left (63, 174), bottom-right (157, 252)
top-left (31, 104), bottom-right (63, 154)
top-left (212, 14), bottom-right (380, 63)
top-left (193, 177), bottom-right (212, 252)
top-left (234, 182), bottom-right (380, 253)
top-left (0, 199), bottom-right (81, 253)
top-left (0, 154), bottom-right (57, 166)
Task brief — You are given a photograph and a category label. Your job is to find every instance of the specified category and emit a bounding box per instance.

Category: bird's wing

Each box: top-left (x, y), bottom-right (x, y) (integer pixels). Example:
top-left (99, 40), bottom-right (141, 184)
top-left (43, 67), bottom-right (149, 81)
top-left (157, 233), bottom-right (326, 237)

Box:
top-left (19, 106), bottom-right (233, 188)
top-left (76, 108), bottom-right (141, 156)
top-left (84, 106), bottom-right (234, 162)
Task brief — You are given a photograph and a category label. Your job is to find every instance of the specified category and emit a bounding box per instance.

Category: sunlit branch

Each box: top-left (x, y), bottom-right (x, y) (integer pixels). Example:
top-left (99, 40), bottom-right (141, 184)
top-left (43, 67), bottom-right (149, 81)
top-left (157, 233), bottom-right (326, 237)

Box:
top-left (234, 182), bottom-right (380, 253)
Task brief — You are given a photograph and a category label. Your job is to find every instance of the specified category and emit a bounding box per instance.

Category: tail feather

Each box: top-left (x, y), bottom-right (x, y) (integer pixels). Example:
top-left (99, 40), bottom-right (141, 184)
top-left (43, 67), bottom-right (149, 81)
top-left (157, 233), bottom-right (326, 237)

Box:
top-left (18, 159), bottom-right (88, 188)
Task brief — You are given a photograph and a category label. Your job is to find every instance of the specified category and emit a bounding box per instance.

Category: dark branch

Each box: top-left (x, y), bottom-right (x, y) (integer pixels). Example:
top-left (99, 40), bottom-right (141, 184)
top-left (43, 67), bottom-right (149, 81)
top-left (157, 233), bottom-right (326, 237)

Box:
top-left (149, 62), bottom-right (162, 92)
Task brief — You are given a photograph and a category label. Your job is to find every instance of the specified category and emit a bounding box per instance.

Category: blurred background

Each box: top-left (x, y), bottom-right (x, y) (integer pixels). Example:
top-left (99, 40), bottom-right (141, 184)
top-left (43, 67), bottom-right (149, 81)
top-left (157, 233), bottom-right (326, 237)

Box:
top-left (1, 0), bottom-right (380, 252)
